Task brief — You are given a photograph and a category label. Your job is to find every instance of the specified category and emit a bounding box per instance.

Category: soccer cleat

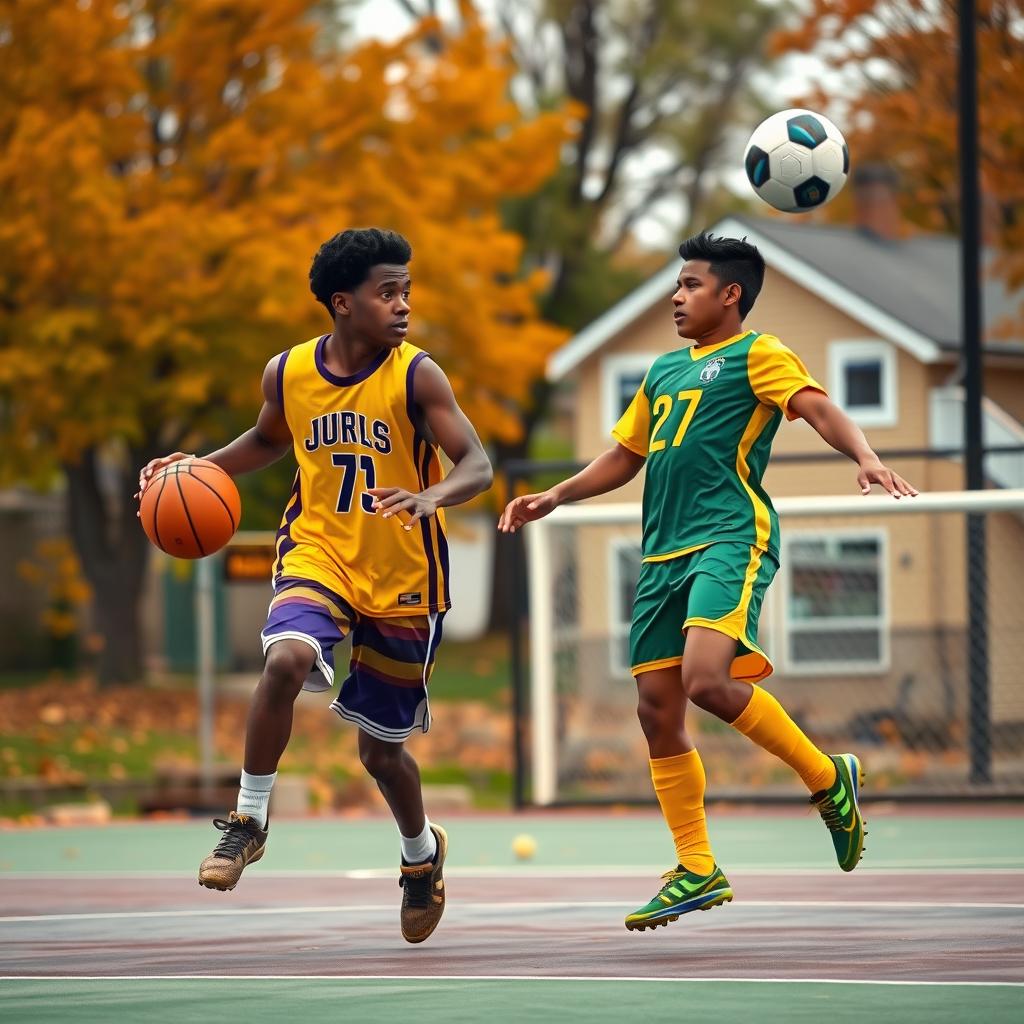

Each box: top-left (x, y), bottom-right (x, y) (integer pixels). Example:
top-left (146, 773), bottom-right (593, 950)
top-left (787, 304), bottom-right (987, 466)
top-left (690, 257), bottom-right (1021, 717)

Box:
top-left (399, 823), bottom-right (448, 944)
top-left (624, 863), bottom-right (733, 932)
top-left (198, 812), bottom-right (268, 891)
top-left (811, 752), bottom-right (867, 872)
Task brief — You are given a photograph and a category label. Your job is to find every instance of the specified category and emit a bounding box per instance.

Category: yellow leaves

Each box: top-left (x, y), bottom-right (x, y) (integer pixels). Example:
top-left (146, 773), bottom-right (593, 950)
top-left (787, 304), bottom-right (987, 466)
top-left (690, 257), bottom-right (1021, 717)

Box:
top-left (42, 611), bottom-right (79, 639)
top-left (38, 704), bottom-right (66, 727)
top-left (1, 0), bottom-right (575, 477)
top-left (171, 372), bottom-right (213, 406)
top-left (16, 539), bottom-right (93, 640)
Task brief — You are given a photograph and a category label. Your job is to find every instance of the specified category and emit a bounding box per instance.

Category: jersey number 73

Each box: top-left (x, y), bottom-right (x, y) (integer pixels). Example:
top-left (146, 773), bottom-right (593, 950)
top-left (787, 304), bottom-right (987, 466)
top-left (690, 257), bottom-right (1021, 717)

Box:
top-left (332, 452), bottom-right (377, 514)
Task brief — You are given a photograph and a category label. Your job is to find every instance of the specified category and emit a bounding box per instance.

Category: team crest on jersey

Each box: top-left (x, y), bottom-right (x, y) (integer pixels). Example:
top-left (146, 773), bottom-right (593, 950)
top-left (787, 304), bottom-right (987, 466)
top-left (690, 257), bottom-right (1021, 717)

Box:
top-left (700, 357), bottom-right (725, 383)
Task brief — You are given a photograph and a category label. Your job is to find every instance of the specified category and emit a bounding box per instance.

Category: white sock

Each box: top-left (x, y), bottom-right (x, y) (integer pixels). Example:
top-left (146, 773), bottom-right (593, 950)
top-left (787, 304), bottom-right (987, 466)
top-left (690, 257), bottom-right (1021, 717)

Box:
top-left (400, 818), bottom-right (437, 864)
top-left (236, 770), bottom-right (276, 830)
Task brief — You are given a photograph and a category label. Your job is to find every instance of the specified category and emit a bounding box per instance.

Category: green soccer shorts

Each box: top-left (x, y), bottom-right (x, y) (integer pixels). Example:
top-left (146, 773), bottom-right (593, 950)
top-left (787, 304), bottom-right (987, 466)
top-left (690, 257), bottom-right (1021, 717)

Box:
top-left (629, 542), bottom-right (778, 681)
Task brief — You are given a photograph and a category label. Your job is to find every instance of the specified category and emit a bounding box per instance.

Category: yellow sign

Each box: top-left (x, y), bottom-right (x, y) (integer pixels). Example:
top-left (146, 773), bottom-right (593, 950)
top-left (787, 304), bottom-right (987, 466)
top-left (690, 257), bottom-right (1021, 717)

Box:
top-left (223, 544), bottom-right (276, 582)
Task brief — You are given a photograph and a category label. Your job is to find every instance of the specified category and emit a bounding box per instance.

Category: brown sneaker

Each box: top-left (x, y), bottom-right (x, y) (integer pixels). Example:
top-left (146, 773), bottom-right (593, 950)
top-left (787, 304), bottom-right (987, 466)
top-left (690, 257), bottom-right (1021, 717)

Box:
top-left (198, 812), bottom-right (268, 891)
top-left (399, 823), bottom-right (448, 943)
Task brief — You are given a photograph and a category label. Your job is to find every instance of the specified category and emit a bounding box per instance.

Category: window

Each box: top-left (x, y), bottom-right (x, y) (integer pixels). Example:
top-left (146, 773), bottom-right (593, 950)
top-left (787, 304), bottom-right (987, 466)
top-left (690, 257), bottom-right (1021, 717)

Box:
top-left (607, 539), bottom-right (642, 675)
top-left (781, 530), bottom-right (888, 675)
top-left (828, 340), bottom-right (897, 427)
top-left (601, 354), bottom-right (658, 436)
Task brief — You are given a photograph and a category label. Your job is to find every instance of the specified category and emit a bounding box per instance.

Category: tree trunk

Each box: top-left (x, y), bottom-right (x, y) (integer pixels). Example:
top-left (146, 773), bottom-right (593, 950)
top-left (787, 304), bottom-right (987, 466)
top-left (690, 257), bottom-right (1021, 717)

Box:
top-left (64, 443), bottom-right (157, 685)
top-left (92, 574), bottom-right (146, 684)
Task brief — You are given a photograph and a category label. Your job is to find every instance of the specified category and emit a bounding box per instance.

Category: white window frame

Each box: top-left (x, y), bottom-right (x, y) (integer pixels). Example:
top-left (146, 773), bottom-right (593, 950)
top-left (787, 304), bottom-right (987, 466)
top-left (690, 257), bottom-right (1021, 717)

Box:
top-left (601, 353), bottom-right (658, 437)
top-left (828, 339), bottom-right (898, 428)
top-left (779, 527), bottom-right (890, 676)
top-left (607, 537), bottom-right (642, 676)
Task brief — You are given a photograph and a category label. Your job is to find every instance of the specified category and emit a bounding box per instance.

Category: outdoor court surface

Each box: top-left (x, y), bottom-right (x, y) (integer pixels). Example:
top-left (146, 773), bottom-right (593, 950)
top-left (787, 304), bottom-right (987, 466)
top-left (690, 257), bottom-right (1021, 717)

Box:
top-left (1, 806), bottom-right (1022, 1022)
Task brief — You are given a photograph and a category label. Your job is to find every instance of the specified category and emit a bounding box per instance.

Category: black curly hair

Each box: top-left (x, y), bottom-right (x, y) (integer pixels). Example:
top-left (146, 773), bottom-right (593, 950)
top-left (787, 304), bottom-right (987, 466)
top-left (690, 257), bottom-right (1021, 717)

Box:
top-left (678, 230), bottom-right (765, 318)
top-left (309, 228), bottom-right (412, 317)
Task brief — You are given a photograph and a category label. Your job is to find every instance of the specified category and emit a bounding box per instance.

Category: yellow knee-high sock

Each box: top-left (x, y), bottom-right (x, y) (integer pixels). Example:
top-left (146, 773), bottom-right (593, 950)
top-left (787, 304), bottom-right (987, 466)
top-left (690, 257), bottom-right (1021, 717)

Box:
top-left (650, 750), bottom-right (715, 875)
top-left (730, 684), bottom-right (836, 793)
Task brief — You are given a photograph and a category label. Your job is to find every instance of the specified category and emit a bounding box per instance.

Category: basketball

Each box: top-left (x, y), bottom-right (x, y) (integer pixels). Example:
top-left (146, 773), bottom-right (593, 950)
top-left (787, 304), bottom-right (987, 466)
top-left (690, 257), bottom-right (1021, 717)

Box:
top-left (139, 457), bottom-right (241, 559)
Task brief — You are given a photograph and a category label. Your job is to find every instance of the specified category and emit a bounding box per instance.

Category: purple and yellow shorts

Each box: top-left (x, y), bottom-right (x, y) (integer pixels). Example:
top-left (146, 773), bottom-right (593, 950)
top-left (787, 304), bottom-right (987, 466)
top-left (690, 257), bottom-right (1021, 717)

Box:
top-left (260, 578), bottom-right (444, 743)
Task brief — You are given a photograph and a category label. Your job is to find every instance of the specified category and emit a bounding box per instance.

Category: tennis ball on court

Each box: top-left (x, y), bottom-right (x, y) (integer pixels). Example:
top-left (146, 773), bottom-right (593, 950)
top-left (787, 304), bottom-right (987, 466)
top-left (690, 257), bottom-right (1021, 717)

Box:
top-left (512, 833), bottom-right (537, 860)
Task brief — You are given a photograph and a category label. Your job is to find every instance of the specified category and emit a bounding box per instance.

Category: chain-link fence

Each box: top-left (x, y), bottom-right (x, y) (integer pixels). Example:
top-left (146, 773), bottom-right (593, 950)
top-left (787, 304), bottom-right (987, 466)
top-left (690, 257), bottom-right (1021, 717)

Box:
top-left (505, 459), bottom-right (1024, 804)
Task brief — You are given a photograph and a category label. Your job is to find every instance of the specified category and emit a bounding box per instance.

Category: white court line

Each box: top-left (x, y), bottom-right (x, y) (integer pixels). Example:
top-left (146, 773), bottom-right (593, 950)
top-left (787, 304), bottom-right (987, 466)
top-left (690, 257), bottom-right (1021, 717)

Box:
top-left (2, 899), bottom-right (1022, 924)
top-left (1, 863), bottom-right (1022, 881)
top-left (1, 975), bottom-right (1021, 988)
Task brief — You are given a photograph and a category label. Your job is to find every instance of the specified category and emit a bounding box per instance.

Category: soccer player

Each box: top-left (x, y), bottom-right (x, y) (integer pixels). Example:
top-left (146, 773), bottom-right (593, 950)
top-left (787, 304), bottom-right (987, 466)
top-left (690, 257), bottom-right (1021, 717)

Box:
top-left (139, 228), bottom-right (492, 944)
top-left (498, 231), bottom-right (917, 932)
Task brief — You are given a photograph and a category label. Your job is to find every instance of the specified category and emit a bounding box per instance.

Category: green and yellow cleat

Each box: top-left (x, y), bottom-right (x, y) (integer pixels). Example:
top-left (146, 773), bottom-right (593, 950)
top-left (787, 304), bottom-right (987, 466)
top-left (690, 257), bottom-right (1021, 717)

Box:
top-left (811, 752), bottom-right (867, 872)
top-left (624, 864), bottom-right (733, 932)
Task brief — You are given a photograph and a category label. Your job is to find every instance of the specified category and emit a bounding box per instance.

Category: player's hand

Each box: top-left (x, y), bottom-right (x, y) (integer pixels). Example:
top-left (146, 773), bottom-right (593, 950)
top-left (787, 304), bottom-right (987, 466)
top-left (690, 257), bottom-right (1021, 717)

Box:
top-left (498, 490), bottom-right (559, 533)
top-left (368, 487), bottom-right (438, 530)
top-left (135, 452), bottom-right (195, 508)
top-left (857, 458), bottom-right (918, 499)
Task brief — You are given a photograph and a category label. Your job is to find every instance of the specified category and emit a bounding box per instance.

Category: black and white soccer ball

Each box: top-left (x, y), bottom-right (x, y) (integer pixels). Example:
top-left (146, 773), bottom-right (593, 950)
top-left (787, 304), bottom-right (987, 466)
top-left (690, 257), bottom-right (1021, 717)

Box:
top-left (743, 109), bottom-right (849, 213)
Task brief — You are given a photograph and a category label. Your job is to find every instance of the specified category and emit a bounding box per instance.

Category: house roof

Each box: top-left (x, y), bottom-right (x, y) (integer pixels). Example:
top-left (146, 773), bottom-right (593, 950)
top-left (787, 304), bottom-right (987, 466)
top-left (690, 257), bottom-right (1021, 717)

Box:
top-left (547, 214), bottom-right (1024, 381)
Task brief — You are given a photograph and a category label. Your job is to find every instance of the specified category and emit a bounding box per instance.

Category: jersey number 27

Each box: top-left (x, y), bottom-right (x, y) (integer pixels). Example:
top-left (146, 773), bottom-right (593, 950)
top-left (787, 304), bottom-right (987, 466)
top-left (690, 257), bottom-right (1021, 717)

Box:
top-left (649, 389), bottom-right (702, 452)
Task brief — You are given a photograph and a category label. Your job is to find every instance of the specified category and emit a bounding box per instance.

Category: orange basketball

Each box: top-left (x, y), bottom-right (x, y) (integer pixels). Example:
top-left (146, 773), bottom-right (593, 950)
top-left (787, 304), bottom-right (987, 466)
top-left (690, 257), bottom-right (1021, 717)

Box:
top-left (139, 457), bottom-right (241, 559)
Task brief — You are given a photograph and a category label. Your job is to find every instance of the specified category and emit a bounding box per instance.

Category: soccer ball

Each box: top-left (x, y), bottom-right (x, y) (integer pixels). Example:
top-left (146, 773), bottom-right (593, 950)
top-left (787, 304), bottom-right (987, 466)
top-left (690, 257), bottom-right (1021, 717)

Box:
top-left (743, 109), bottom-right (849, 213)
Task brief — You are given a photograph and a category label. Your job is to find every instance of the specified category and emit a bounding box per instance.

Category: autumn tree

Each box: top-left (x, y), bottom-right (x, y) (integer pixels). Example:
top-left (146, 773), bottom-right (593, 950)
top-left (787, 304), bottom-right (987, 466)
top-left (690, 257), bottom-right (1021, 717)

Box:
top-left (0, 0), bottom-right (572, 682)
top-left (393, 1), bottom-right (782, 320)
top-left (773, 0), bottom-right (1024, 314)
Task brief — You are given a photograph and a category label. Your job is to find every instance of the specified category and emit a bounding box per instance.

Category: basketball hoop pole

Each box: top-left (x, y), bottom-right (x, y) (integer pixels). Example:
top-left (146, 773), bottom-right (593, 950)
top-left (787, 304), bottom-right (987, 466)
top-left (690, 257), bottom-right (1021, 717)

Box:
top-left (196, 556), bottom-right (216, 805)
top-left (957, 0), bottom-right (991, 784)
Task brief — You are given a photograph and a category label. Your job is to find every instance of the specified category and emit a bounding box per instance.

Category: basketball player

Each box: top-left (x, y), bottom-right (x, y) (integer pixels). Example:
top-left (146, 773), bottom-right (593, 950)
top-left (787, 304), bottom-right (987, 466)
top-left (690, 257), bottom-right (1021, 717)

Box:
top-left (139, 229), bottom-right (492, 943)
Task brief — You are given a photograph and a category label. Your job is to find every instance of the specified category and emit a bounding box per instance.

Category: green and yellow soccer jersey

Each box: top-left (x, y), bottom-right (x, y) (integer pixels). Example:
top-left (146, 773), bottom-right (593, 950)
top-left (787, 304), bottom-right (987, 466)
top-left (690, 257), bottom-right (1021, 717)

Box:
top-left (613, 330), bottom-right (825, 563)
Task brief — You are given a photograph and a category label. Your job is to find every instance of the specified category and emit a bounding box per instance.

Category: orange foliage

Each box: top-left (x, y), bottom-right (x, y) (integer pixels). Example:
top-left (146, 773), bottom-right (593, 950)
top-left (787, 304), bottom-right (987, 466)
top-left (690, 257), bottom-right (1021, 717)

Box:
top-left (773, 0), bottom-right (1024, 316)
top-left (16, 538), bottom-right (93, 638)
top-left (0, 0), bottom-right (575, 480)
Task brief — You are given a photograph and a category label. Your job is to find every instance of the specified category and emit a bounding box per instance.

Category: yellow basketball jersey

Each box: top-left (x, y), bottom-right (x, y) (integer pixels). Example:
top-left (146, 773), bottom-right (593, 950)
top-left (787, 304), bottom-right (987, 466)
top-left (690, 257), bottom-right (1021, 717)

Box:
top-left (273, 335), bottom-right (449, 616)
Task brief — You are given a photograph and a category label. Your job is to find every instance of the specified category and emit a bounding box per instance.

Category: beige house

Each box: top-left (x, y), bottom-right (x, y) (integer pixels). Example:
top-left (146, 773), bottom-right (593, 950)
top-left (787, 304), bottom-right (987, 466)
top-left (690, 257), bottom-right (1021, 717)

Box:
top-left (542, 200), bottom-right (1024, 794)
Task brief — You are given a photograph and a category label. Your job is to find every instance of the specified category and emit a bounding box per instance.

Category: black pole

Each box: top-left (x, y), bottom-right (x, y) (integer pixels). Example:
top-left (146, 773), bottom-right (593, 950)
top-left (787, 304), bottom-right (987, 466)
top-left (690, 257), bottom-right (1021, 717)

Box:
top-left (506, 470), bottom-right (528, 808)
top-left (958, 0), bottom-right (990, 784)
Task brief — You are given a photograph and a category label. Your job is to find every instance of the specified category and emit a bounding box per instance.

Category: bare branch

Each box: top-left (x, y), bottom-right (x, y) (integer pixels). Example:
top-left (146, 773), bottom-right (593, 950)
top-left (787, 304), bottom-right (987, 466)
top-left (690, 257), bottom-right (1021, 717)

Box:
top-left (392, 0), bottom-right (435, 19)
top-left (561, 0), bottom-right (599, 205)
top-left (593, 3), bottom-right (662, 207)
top-left (496, 0), bottom-right (548, 98)
top-left (608, 158), bottom-right (690, 251)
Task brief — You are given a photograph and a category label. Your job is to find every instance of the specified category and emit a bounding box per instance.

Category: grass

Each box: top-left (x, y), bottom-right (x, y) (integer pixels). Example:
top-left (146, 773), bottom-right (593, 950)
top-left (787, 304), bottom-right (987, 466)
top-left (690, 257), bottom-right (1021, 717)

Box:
top-left (0, 669), bottom-right (55, 690)
top-left (430, 633), bottom-right (510, 706)
top-left (0, 632), bottom-right (516, 818)
top-left (420, 765), bottom-right (513, 809)
top-left (0, 634), bottom-right (512, 702)
top-left (1, 726), bottom-right (195, 781)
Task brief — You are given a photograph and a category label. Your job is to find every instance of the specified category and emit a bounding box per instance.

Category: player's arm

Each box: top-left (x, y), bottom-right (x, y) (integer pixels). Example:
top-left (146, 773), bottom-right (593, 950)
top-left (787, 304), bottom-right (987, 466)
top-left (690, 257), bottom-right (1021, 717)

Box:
top-left (368, 357), bottom-right (493, 529)
top-left (499, 366), bottom-right (650, 533)
top-left (497, 444), bottom-right (645, 534)
top-left (788, 388), bottom-right (918, 498)
top-left (137, 354), bottom-right (293, 497)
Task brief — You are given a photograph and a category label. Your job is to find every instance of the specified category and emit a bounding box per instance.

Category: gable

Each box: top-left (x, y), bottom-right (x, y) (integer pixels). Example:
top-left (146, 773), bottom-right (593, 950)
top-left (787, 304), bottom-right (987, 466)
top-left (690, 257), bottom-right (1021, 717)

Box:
top-left (547, 216), bottom-right (946, 382)
top-left (547, 259), bottom-right (681, 381)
